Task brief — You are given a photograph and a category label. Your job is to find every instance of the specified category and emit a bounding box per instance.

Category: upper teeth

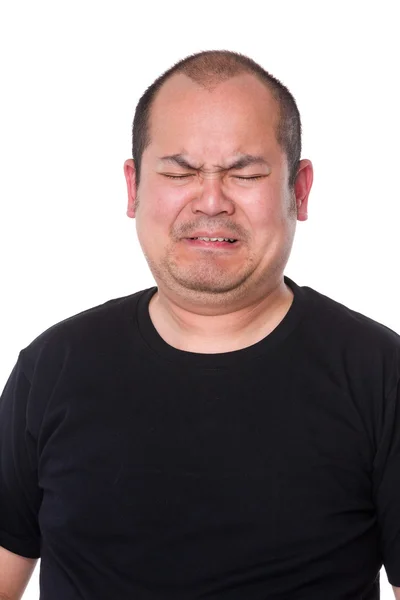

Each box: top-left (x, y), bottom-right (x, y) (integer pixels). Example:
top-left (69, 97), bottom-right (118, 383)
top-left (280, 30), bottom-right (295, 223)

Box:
top-left (194, 237), bottom-right (235, 242)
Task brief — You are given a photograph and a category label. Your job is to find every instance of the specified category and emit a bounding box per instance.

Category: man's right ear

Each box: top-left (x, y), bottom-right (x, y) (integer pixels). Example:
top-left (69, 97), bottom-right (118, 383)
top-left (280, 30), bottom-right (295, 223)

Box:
top-left (124, 159), bottom-right (137, 218)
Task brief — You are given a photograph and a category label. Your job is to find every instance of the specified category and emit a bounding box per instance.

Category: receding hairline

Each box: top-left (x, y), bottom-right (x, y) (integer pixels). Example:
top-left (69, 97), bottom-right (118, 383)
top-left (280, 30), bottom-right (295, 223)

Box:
top-left (152, 52), bottom-right (282, 106)
top-left (173, 50), bottom-right (275, 91)
top-left (143, 51), bottom-right (290, 146)
top-left (131, 50), bottom-right (302, 189)
top-left (147, 68), bottom-right (282, 141)
top-left (154, 69), bottom-right (279, 98)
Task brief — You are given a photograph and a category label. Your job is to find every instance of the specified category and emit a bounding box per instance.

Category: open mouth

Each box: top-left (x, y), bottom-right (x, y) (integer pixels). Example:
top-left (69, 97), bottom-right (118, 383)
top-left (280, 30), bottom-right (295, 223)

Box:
top-left (184, 237), bottom-right (239, 250)
top-left (188, 237), bottom-right (237, 244)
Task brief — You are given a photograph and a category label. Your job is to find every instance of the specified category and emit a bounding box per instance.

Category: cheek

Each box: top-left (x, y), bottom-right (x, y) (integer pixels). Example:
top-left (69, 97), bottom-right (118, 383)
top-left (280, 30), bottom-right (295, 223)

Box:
top-left (244, 191), bottom-right (293, 251)
top-left (139, 181), bottom-right (187, 228)
top-left (244, 190), bottom-right (285, 228)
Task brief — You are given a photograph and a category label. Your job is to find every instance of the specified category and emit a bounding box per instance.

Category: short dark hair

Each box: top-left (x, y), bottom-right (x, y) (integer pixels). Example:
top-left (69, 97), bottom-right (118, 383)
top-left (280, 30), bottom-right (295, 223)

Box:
top-left (131, 50), bottom-right (302, 189)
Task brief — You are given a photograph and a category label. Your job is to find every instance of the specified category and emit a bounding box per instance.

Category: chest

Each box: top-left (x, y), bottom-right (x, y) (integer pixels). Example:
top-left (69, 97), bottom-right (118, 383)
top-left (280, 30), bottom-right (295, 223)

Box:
top-left (37, 363), bottom-right (374, 552)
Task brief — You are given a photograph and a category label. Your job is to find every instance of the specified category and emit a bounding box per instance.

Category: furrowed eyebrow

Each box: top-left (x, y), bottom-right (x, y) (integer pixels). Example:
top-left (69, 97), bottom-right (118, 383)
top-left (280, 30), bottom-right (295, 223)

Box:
top-left (226, 155), bottom-right (270, 170)
top-left (159, 155), bottom-right (200, 170)
top-left (158, 153), bottom-right (270, 171)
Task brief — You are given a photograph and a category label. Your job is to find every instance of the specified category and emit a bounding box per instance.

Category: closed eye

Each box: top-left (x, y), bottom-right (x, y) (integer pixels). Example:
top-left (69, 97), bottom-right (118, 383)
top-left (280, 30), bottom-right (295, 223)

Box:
top-left (163, 174), bottom-right (194, 179)
top-left (234, 175), bottom-right (265, 181)
top-left (162, 173), bottom-right (265, 181)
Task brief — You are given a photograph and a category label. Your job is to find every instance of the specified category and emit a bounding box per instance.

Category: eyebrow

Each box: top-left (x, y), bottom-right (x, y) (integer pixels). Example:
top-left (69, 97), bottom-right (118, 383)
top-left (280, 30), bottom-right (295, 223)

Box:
top-left (158, 153), bottom-right (270, 170)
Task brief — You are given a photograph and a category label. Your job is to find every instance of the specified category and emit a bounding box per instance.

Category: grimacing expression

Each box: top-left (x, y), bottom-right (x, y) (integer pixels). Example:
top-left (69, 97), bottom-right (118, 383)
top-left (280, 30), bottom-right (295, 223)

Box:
top-left (126, 73), bottom-right (311, 302)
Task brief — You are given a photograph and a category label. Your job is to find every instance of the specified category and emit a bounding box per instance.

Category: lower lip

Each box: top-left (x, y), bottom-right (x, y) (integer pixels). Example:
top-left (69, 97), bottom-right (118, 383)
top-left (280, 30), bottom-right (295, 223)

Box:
top-left (184, 238), bottom-right (240, 249)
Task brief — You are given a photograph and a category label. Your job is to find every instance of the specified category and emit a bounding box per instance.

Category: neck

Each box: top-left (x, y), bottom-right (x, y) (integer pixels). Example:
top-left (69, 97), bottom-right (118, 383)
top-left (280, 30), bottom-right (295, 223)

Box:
top-left (148, 278), bottom-right (294, 354)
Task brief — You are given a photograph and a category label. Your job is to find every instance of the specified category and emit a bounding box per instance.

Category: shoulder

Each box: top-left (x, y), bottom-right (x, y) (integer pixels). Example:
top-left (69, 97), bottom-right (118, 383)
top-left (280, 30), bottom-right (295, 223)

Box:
top-left (292, 280), bottom-right (400, 389)
top-left (19, 288), bottom-right (154, 379)
top-left (300, 282), bottom-right (400, 349)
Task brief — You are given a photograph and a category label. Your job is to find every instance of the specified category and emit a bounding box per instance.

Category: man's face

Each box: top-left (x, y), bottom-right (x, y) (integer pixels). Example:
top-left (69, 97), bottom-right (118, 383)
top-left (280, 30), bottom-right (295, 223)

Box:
top-left (125, 73), bottom-right (311, 302)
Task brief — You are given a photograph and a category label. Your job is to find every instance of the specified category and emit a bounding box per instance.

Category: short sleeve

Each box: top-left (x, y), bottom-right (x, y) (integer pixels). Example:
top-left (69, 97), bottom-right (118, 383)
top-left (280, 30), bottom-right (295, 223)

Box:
top-left (0, 352), bottom-right (42, 558)
top-left (373, 377), bottom-right (400, 587)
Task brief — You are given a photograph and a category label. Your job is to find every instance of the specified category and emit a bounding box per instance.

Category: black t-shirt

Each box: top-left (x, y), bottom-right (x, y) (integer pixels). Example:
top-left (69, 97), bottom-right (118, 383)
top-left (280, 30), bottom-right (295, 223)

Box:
top-left (1, 276), bottom-right (400, 599)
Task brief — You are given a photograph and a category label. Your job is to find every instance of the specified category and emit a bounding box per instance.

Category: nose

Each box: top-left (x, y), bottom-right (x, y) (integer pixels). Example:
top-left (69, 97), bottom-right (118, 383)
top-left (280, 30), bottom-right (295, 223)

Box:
top-left (191, 172), bottom-right (235, 216)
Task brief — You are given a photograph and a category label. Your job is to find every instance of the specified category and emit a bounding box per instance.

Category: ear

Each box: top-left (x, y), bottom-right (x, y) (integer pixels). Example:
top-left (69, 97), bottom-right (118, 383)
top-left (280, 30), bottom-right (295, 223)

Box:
top-left (124, 159), bottom-right (137, 218)
top-left (294, 159), bottom-right (313, 222)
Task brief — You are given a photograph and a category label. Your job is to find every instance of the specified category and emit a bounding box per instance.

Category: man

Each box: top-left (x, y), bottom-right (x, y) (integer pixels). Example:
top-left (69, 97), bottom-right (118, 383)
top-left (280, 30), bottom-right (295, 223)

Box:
top-left (0, 50), bottom-right (399, 599)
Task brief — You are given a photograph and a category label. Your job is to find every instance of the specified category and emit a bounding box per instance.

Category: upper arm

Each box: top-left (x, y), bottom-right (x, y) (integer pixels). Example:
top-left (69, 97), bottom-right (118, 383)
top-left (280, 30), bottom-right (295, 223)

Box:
top-left (0, 353), bottom-right (42, 561)
top-left (0, 545), bottom-right (38, 600)
top-left (373, 377), bottom-right (400, 587)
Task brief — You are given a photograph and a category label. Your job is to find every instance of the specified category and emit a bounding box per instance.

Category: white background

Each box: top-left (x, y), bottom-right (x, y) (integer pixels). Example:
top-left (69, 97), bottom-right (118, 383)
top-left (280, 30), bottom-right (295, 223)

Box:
top-left (1, 1), bottom-right (399, 597)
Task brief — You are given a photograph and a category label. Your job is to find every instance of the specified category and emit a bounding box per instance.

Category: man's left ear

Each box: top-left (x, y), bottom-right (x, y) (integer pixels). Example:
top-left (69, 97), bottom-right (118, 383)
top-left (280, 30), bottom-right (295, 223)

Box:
top-left (294, 159), bottom-right (313, 222)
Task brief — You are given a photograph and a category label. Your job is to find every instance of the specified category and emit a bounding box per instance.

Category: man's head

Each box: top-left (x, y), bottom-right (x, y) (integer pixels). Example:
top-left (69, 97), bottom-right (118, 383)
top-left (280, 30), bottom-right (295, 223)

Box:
top-left (124, 50), bottom-right (313, 308)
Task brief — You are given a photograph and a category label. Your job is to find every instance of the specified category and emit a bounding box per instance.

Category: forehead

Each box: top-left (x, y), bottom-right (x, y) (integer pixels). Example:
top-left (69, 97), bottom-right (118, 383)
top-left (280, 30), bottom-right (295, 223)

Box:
top-left (148, 73), bottom-right (280, 155)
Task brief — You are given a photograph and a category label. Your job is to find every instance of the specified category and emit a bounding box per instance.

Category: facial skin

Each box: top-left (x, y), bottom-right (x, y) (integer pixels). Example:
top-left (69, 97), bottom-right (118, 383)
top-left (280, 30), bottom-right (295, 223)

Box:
top-left (124, 72), bottom-right (313, 352)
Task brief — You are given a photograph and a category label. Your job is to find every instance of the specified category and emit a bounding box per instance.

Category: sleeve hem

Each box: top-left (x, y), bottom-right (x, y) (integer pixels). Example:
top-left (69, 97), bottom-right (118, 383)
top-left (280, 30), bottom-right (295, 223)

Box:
top-left (0, 530), bottom-right (40, 559)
